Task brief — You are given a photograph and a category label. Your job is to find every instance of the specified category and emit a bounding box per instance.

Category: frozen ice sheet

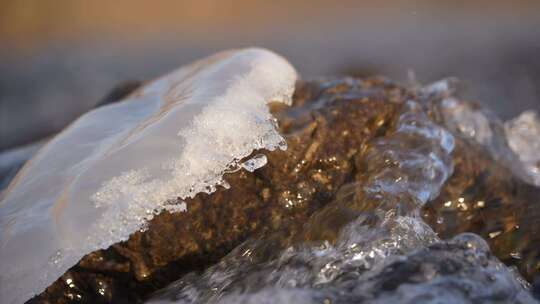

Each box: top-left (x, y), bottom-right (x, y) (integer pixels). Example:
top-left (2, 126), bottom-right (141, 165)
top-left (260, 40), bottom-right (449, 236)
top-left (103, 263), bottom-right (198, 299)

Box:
top-left (0, 48), bottom-right (297, 304)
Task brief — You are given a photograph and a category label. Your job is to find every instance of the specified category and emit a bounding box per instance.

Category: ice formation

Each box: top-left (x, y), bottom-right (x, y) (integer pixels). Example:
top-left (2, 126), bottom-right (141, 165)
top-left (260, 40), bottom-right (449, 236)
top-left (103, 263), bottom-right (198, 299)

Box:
top-left (0, 48), bottom-right (297, 304)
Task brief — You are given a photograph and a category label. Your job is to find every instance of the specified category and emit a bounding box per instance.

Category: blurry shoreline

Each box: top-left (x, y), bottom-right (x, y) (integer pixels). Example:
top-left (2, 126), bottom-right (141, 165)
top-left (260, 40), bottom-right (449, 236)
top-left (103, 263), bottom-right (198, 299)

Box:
top-left (1, 1), bottom-right (539, 151)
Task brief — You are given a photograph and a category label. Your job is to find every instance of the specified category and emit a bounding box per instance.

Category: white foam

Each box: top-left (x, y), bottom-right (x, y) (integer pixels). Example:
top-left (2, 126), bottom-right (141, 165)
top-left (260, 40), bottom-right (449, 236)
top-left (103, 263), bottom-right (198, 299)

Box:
top-left (0, 48), bottom-right (297, 304)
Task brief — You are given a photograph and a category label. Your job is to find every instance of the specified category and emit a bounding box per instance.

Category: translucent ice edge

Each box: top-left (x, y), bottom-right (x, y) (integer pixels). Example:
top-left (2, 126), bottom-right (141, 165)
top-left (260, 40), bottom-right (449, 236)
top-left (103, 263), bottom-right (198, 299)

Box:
top-left (0, 48), bottom-right (297, 304)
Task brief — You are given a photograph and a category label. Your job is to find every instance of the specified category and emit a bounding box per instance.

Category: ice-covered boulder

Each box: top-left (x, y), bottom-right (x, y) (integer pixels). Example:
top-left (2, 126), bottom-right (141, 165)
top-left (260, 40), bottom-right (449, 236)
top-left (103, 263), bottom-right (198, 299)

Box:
top-left (2, 51), bottom-right (538, 304)
top-left (0, 48), bottom-right (297, 304)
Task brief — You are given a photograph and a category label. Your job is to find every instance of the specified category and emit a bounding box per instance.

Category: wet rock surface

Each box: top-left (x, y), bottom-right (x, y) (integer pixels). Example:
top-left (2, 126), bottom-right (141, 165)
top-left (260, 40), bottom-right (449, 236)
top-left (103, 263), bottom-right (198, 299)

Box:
top-left (27, 77), bottom-right (539, 303)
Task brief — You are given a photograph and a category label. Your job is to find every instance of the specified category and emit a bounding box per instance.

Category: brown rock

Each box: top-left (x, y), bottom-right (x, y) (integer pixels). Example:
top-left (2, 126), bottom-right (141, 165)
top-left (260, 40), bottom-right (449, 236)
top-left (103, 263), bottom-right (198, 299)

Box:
top-left (29, 77), bottom-right (405, 303)
top-left (30, 77), bottom-right (540, 303)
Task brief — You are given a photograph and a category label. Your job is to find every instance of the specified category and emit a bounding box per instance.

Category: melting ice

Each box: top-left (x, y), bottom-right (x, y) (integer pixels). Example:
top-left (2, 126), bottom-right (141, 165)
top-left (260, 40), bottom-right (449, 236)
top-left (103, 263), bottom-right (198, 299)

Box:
top-left (0, 48), bottom-right (297, 304)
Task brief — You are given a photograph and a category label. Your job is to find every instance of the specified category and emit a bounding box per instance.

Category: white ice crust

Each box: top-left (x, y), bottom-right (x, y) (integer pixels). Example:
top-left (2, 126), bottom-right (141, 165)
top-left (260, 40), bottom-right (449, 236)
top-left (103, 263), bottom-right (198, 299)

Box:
top-left (0, 48), bottom-right (297, 304)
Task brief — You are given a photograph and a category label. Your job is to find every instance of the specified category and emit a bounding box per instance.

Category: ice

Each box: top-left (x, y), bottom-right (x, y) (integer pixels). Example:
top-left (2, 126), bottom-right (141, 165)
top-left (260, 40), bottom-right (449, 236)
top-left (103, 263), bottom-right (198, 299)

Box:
top-left (0, 138), bottom-right (48, 191)
top-left (505, 111), bottom-right (540, 186)
top-left (241, 154), bottom-right (268, 172)
top-left (0, 48), bottom-right (297, 304)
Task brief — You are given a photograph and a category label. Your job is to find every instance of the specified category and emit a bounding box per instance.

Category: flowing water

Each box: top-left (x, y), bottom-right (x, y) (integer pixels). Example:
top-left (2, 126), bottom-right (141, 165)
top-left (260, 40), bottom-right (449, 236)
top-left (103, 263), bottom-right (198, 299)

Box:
top-left (147, 82), bottom-right (539, 303)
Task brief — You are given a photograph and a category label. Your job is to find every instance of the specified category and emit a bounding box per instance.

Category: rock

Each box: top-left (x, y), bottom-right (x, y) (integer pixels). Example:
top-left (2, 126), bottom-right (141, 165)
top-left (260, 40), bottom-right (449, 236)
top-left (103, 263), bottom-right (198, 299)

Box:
top-left (28, 77), bottom-right (540, 303)
top-left (29, 77), bottom-right (405, 303)
top-left (144, 79), bottom-right (537, 304)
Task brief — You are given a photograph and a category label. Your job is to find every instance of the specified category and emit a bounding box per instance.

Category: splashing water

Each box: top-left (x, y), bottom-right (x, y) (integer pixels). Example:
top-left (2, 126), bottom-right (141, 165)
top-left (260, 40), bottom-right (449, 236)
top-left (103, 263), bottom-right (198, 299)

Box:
top-left (505, 111), bottom-right (540, 186)
top-left (146, 98), bottom-right (459, 303)
top-left (147, 82), bottom-right (538, 303)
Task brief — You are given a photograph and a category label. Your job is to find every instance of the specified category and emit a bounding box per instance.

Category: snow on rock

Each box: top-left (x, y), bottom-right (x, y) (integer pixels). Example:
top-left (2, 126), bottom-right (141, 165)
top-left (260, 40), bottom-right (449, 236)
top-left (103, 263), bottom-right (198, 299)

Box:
top-left (0, 48), bottom-right (297, 304)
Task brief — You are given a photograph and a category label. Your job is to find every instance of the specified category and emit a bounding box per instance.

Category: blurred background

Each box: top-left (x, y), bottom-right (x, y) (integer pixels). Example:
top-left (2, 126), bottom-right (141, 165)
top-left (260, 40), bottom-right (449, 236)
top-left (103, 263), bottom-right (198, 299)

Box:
top-left (1, 0), bottom-right (539, 152)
